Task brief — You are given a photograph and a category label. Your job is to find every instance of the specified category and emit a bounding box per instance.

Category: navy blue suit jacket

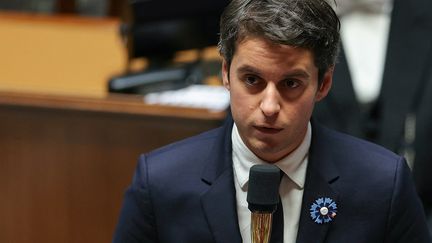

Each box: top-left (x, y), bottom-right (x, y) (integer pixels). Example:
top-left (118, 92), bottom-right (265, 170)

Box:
top-left (113, 119), bottom-right (431, 242)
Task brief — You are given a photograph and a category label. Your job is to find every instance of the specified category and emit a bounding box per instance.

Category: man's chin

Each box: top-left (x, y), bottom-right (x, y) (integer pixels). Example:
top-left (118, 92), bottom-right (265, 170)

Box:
top-left (248, 140), bottom-right (285, 161)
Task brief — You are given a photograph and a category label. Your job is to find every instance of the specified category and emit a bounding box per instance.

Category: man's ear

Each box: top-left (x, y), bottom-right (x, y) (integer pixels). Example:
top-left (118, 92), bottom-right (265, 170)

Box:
top-left (315, 66), bottom-right (334, 101)
top-left (222, 59), bottom-right (230, 90)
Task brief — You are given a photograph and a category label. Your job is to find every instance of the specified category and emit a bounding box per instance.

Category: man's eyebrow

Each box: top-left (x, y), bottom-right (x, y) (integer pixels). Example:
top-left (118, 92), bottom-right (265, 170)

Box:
top-left (236, 65), bottom-right (310, 79)
top-left (236, 65), bottom-right (262, 76)
top-left (284, 69), bottom-right (310, 79)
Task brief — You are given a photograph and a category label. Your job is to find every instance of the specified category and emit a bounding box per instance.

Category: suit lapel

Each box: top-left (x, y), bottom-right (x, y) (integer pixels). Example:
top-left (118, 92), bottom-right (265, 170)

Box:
top-left (200, 119), bottom-right (243, 243)
top-left (296, 122), bottom-right (340, 243)
top-left (378, 0), bottom-right (432, 149)
top-left (201, 169), bottom-right (242, 243)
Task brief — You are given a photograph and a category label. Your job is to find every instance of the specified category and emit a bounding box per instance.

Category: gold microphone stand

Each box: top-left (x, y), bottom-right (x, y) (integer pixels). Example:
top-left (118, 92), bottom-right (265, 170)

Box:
top-left (251, 212), bottom-right (273, 243)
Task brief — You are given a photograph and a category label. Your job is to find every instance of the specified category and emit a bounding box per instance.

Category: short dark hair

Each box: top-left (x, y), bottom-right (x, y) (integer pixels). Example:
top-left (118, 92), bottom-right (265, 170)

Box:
top-left (218, 0), bottom-right (340, 82)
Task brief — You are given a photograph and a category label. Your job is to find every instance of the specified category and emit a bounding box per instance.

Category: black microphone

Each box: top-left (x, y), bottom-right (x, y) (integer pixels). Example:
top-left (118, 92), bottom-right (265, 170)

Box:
top-left (247, 164), bottom-right (281, 243)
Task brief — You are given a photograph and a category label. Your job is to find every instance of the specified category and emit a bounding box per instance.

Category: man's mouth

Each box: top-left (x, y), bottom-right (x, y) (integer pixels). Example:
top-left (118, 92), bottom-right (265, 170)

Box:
top-left (254, 126), bottom-right (283, 134)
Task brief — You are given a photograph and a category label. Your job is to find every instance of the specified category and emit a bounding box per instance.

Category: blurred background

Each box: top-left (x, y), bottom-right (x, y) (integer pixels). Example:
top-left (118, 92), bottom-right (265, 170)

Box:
top-left (0, 0), bottom-right (112, 15)
top-left (0, 1), bottom-right (230, 242)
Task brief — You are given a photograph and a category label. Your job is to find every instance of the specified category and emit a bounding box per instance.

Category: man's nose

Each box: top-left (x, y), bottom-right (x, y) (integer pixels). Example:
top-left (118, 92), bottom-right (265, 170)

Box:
top-left (260, 84), bottom-right (280, 117)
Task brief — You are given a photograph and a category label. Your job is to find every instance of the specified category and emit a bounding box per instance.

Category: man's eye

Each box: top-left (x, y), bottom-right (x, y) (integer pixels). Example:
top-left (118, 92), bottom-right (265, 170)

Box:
top-left (245, 76), bottom-right (259, 85)
top-left (282, 79), bottom-right (300, 88)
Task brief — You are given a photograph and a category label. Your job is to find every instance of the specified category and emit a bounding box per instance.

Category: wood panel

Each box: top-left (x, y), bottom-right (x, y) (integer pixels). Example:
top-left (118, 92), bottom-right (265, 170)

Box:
top-left (0, 94), bottom-right (225, 243)
top-left (0, 12), bottom-right (125, 98)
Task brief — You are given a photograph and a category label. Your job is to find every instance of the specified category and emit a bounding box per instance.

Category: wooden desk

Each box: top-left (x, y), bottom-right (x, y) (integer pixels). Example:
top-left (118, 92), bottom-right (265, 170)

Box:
top-left (0, 13), bottom-right (225, 243)
top-left (0, 92), bottom-right (225, 243)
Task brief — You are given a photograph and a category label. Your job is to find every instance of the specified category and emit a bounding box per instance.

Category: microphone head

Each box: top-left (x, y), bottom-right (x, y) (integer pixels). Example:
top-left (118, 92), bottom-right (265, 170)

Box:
top-left (247, 164), bottom-right (281, 213)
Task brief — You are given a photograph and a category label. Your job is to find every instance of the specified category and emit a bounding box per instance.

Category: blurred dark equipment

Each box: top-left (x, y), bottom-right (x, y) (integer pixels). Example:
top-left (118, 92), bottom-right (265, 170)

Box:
top-left (108, 0), bottom-right (230, 94)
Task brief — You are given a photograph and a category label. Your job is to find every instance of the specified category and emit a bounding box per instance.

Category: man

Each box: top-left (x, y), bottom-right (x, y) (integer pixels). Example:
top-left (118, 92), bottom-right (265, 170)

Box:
top-left (113, 0), bottom-right (431, 242)
top-left (314, 0), bottom-right (432, 228)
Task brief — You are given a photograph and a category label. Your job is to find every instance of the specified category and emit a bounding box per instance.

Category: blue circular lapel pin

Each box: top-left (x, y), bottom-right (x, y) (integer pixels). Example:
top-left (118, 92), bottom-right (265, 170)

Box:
top-left (310, 197), bottom-right (337, 224)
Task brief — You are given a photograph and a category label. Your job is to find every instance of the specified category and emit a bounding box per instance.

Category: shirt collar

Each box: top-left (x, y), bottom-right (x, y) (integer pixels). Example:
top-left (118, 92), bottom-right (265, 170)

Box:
top-left (232, 122), bottom-right (311, 190)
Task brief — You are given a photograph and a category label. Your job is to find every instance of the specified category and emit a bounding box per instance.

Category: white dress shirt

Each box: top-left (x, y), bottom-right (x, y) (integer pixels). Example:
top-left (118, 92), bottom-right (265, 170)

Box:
top-left (232, 122), bottom-right (311, 243)
top-left (339, 0), bottom-right (393, 104)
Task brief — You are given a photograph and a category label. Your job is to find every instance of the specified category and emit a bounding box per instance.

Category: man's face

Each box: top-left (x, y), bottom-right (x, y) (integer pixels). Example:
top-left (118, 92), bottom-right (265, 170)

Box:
top-left (222, 36), bottom-right (332, 162)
